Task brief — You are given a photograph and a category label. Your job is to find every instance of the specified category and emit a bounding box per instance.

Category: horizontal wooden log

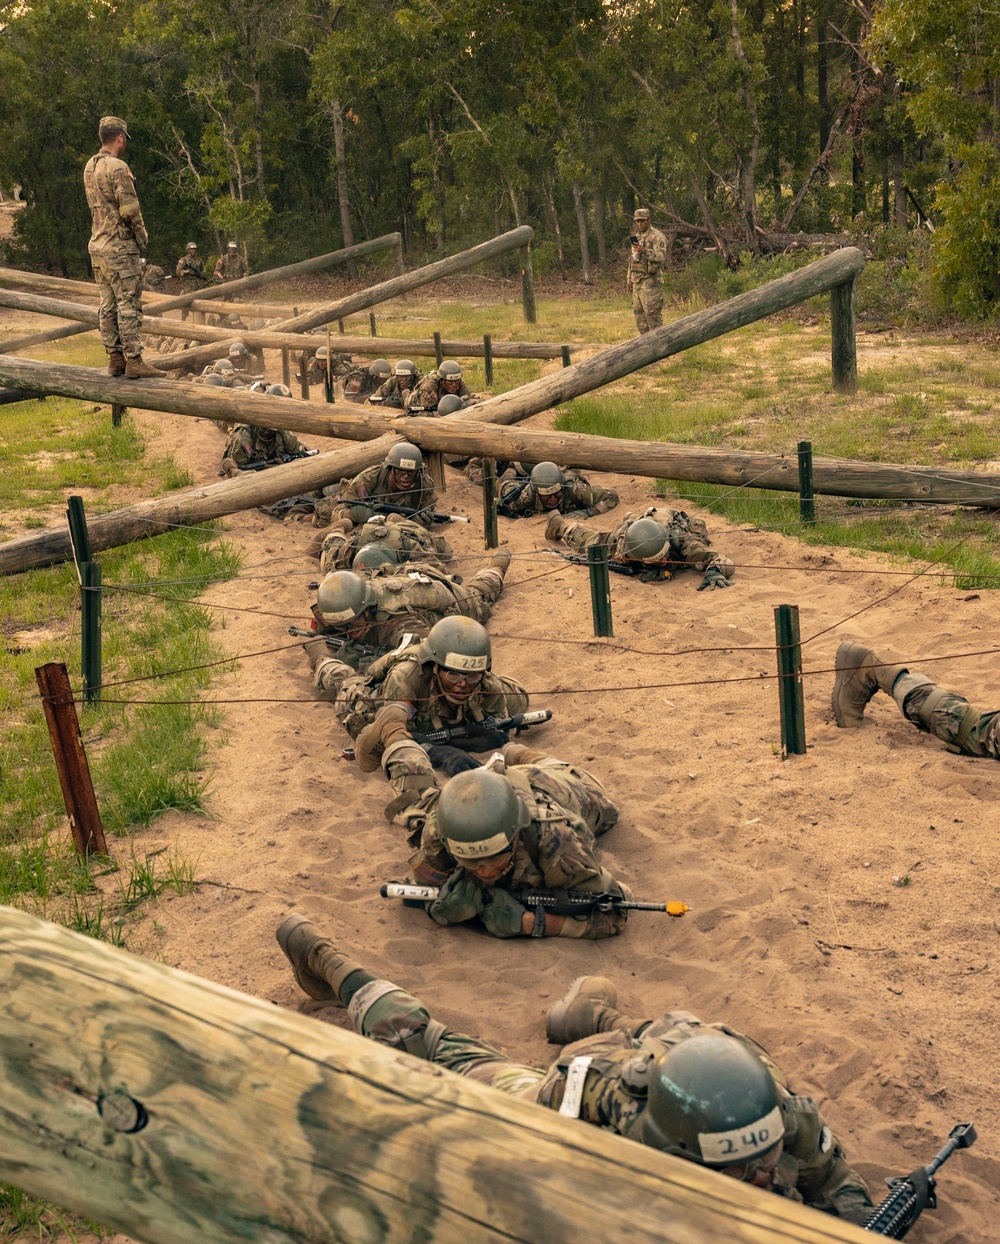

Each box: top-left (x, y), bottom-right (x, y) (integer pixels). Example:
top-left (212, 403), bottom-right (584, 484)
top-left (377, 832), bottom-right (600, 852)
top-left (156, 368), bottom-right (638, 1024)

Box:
top-left (0, 906), bottom-right (873, 1244)
top-left (0, 321), bottom-right (100, 353)
top-left (272, 226), bottom-right (535, 334)
top-left (0, 386), bottom-right (40, 406)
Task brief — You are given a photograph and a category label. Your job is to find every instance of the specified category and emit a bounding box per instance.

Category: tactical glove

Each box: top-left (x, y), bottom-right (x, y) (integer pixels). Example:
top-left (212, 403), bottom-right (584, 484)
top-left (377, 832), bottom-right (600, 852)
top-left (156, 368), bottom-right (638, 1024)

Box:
top-left (697, 565), bottom-right (731, 591)
top-left (428, 870), bottom-right (485, 926)
top-left (348, 504), bottom-right (375, 525)
top-left (425, 745), bottom-right (482, 776)
top-left (481, 888), bottom-right (529, 938)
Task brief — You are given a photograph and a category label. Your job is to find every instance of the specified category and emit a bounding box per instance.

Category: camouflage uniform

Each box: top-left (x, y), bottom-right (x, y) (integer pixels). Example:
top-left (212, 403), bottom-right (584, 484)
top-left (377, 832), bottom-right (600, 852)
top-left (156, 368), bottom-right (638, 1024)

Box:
top-left (405, 372), bottom-right (475, 414)
top-left (83, 150), bottom-right (148, 359)
top-left (319, 516), bottom-right (452, 575)
top-left (369, 374), bottom-right (422, 410)
top-left (223, 424), bottom-right (306, 468)
top-left (627, 225), bottom-right (667, 333)
top-left (498, 470), bottom-right (619, 519)
top-left (400, 751), bottom-right (625, 939)
top-left (349, 993), bottom-right (871, 1222)
top-left (462, 458), bottom-right (524, 486)
top-left (176, 251), bottom-right (207, 281)
top-left (893, 678), bottom-right (1000, 758)
top-left (141, 263), bottom-right (165, 290)
top-left (214, 250), bottom-right (248, 282)
top-left (342, 365), bottom-right (382, 403)
top-left (306, 353), bottom-right (353, 387)
top-left (558, 509), bottom-right (728, 582)
top-left (321, 463), bottom-right (438, 532)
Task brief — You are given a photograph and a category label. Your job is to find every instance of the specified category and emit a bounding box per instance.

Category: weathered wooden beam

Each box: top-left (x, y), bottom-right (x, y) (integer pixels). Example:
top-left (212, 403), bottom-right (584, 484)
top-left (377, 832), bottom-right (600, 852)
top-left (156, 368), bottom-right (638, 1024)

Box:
top-left (830, 278), bottom-right (857, 395)
top-left (0, 386), bottom-right (40, 406)
top-left (0, 322), bottom-right (100, 353)
top-left (271, 226), bottom-right (535, 334)
top-left (0, 906), bottom-right (875, 1244)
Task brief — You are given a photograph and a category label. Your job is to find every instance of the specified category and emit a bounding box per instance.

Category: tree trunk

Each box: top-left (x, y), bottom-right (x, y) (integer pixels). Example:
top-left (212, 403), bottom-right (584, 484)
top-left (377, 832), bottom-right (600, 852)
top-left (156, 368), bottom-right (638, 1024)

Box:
top-left (572, 182), bottom-right (593, 284)
top-left (729, 0), bottom-right (761, 253)
top-left (593, 190), bottom-right (607, 268)
top-left (331, 99), bottom-right (356, 278)
top-left (428, 114), bottom-right (445, 250)
top-left (852, 144), bottom-right (865, 220)
top-left (544, 173), bottom-right (566, 276)
top-left (253, 76), bottom-right (266, 198)
top-left (892, 142), bottom-right (907, 228)
top-left (881, 155), bottom-right (890, 223)
top-left (688, 171), bottom-right (734, 266)
top-left (817, 0), bottom-right (829, 183)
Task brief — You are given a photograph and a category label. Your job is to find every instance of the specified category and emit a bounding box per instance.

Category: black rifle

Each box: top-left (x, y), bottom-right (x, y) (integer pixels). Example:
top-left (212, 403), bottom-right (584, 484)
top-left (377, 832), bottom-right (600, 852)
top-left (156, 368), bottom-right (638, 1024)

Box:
top-left (863, 1123), bottom-right (976, 1238)
top-left (546, 548), bottom-right (644, 577)
top-left (366, 500), bottom-right (470, 525)
top-left (411, 709), bottom-right (552, 746)
top-left (287, 625), bottom-right (383, 661)
top-left (496, 474), bottom-right (532, 518)
top-left (237, 449), bottom-right (319, 473)
top-left (381, 882), bottom-right (689, 916)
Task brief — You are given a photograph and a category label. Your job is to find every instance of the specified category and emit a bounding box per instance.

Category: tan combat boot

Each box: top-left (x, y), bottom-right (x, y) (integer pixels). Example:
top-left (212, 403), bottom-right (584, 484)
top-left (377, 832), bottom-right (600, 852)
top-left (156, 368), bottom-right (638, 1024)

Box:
top-left (107, 350), bottom-right (126, 377)
top-left (124, 356), bottom-right (167, 379)
top-left (546, 976), bottom-right (619, 1044)
top-left (501, 742), bottom-right (548, 767)
top-left (356, 703), bottom-right (411, 772)
top-left (489, 549), bottom-right (512, 574)
top-left (303, 636), bottom-right (331, 674)
top-left (276, 913), bottom-right (365, 1003)
top-left (545, 511), bottom-right (570, 541)
top-left (832, 641), bottom-right (908, 728)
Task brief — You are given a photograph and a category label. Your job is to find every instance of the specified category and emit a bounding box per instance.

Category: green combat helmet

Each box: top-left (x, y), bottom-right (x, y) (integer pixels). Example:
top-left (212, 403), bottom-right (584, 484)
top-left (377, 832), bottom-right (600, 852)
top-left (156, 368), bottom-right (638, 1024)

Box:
top-left (436, 394), bottom-right (466, 416)
top-left (385, 442), bottom-right (423, 472)
top-left (267, 383), bottom-right (292, 397)
top-left (213, 358), bottom-right (235, 376)
top-left (623, 518), bottom-right (671, 561)
top-left (315, 346), bottom-right (329, 361)
top-left (437, 768), bottom-right (521, 860)
top-left (352, 543), bottom-right (398, 571)
top-left (203, 373), bottom-right (227, 388)
top-left (394, 359), bottom-right (417, 376)
top-left (229, 341), bottom-right (249, 358)
top-left (316, 571), bottom-right (376, 625)
top-left (370, 359), bottom-right (392, 381)
top-left (530, 462), bottom-right (565, 496)
top-left (438, 360), bottom-right (463, 380)
top-left (419, 616), bottom-right (491, 673)
top-left (628, 1032), bottom-right (785, 1167)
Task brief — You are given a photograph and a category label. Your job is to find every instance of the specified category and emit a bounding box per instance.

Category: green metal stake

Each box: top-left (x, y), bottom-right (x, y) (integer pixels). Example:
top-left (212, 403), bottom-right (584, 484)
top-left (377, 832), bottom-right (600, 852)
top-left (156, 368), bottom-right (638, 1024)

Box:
top-left (587, 544), bottom-right (614, 637)
top-left (797, 440), bottom-right (815, 525)
top-left (81, 560), bottom-right (102, 704)
top-left (482, 458), bottom-right (499, 550)
top-left (561, 345), bottom-right (571, 369)
top-left (774, 604), bottom-right (806, 757)
top-left (483, 334), bottom-right (494, 386)
top-left (66, 495), bottom-right (91, 570)
top-left (369, 312), bottom-right (377, 337)
top-left (433, 331), bottom-right (443, 367)
top-left (111, 404), bottom-right (126, 428)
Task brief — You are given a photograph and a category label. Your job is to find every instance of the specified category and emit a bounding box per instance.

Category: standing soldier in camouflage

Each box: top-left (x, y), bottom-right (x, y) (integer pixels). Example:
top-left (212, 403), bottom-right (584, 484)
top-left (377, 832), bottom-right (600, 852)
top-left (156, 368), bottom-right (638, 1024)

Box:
top-left (833, 639), bottom-right (1000, 759)
top-left (176, 242), bottom-right (207, 282)
top-left (498, 462), bottom-right (619, 520)
top-left (83, 116), bottom-right (164, 379)
top-left (276, 927), bottom-right (874, 1222)
top-left (627, 208), bottom-right (668, 334)
top-left (547, 507), bottom-right (734, 589)
top-left (140, 258), bottom-right (166, 289)
top-left (214, 240), bottom-right (247, 282)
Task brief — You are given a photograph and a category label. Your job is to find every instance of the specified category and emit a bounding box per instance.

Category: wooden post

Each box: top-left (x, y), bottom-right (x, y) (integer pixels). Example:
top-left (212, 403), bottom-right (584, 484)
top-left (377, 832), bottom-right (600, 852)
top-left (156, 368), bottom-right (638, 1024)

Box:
top-left (426, 451), bottom-right (446, 493)
top-left (830, 277), bottom-right (857, 395)
top-left (587, 544), bottom-right (614, 637)
top-left (521, 244), bottom-right (537, 324)
top-left (324, 325), bottom-right (334, 404)
top-left (369, 311), bottom-right (377, 337)
top-left (561, 346), bottom-right (571, 369)
top-left (483, 334), bottom-right (494, 386)
top-left (433, 331), bottom-right (443, 367)
top-left (0, 905), bottom-right (879, 1244)
top-left (338, 319), bottom-right (345, 334)
top-left (394, 238), bottom-right (405, 281)
top-left (774, 605), bottom-right (806, 758)
top-left (80, 561), bottom-right (102, 705)
top-left (66, 495), bottom-right (92, 569)
top-left (482, 458), bottom-right (498, 550)
top-left (281, 347), bottom-right (291, 390)
top-left (299, 351), bottom-right (310, 402)
top-left (33, 663), bottom-right (108, 856)
top-left (797, 440), bottom-right (816, 524)
top-left (111, 404), bottom-right (126, 428)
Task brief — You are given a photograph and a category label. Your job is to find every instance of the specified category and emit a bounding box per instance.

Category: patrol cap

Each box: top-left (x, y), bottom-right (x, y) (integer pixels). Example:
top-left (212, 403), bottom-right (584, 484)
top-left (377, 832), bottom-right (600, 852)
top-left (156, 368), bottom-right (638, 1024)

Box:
top-left (99, 116), bottom-right (130, 138)
top-left (385, 441), bottom-right (423, 472)
top-left (633, 208), bottom-right (651, 221)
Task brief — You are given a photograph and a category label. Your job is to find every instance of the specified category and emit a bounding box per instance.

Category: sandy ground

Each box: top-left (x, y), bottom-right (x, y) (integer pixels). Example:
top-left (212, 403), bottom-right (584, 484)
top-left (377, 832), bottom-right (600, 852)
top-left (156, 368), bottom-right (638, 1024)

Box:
top-left (2, 303), bottom-right (999, 1239)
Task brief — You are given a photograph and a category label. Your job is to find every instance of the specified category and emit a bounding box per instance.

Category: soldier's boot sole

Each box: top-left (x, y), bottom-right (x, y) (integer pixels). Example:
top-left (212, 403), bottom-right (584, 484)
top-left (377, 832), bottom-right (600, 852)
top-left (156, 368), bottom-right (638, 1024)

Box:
top-left (124, 357), bottom-right (167, 380)
top-left (276, 913), bottom-right (364, 1004)
top-left (546, 975), bottom-right (618, 1045)
top-left (107, 351), bottom-right (126, 377)
top-left (832, 641), bottom-right (882, 729)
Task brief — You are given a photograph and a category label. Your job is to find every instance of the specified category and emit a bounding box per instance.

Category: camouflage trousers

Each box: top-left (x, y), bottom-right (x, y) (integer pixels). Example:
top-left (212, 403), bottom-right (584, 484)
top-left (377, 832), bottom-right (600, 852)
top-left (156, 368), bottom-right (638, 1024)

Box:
top-left (319, 519), bottom-right (453, 574)
top-left (897, 678), bottom-right (1000, 759)
top-left (631, 277), bottom-right (663, 333)
top-left (93, 254), bottom-right (144, 357)
top-left (560, 520), bottom-right (717, 575)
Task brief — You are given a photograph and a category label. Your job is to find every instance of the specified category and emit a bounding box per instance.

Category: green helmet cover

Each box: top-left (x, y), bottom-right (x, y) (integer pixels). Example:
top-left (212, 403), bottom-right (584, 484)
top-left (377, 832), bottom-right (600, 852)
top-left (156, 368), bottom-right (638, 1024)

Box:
top-left (370, 358), bottom-right (392, 379)
top-left (530, 462), bottom-right (565, 494)
top-left (436, 394), bottom-right (466, 416)
top-left (627, 1033), bottom-right (784, 1167)
top-left (316, 571), bottom-right (376, 623)
top-left (623, 518), bottom-right (671, 561)
top-left (438, 360), bottom-right (462, 379)
top-left (386, 441), bottom-right (423, 471)
top-left (352, 542), bottom-right (398, 571)
top-left (437, 769), bottom-right (521, 859)
top-left (419, 616), bottom-right (491, 672)
top-left (203, 373), bottom-right (227, 387)
top-left (267, 383), bottom-right (292, 397)
top-left (394, 358), bottom-right (416, 376)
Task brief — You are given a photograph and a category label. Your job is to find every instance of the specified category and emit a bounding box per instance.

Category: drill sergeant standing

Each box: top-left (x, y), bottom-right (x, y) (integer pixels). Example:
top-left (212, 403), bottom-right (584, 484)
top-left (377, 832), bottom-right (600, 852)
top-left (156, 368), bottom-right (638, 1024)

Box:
top-left (498, 462), bottom-right (619, 520)
top-left (276, 925), bottom-right (874, 1222)
top-left (547, 507), bottom-right (734, 589)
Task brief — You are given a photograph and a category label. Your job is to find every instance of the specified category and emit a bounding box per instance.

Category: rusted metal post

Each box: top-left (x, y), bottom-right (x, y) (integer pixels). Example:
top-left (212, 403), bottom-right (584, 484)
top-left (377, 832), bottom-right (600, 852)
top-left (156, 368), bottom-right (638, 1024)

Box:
top-left (483, 334), bottom-right (494, 386)
top-left (34, 662), bottom-right (108, 857)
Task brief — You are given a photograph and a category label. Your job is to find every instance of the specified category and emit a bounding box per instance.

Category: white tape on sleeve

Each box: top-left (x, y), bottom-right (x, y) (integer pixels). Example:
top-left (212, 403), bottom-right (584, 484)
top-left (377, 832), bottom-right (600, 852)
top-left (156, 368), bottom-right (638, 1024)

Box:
top-left (558, 1056), bottom-right (594, 1118)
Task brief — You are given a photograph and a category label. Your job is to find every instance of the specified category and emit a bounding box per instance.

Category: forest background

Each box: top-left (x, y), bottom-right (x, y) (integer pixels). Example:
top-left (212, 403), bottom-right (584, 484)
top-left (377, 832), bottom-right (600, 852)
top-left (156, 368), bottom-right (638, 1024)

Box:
top-left (1, 0), bottom-right (999, 320)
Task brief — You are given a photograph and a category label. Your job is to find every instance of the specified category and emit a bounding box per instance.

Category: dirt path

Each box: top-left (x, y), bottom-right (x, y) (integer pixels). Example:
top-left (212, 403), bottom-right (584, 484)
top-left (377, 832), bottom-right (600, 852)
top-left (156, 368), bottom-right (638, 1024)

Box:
top-left (91, 378), bottom-right (1000, 1242)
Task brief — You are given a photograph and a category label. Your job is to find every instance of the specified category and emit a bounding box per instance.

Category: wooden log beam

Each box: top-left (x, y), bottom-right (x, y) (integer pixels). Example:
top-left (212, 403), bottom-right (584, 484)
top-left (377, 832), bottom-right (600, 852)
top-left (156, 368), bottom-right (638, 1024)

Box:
top-left (0, 906), bottom-right (874, 1244)
top-left (0, 321), bottom-right (100, 353)
top-left (271, 226), bottom-right (535, 334)
top-left (0, 386), bottom-right (40, 406)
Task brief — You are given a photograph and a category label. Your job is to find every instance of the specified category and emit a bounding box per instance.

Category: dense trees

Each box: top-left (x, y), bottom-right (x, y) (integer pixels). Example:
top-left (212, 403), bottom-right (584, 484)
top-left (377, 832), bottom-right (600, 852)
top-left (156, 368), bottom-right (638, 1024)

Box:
top-left (0, 0), bottom-right (995, 314)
